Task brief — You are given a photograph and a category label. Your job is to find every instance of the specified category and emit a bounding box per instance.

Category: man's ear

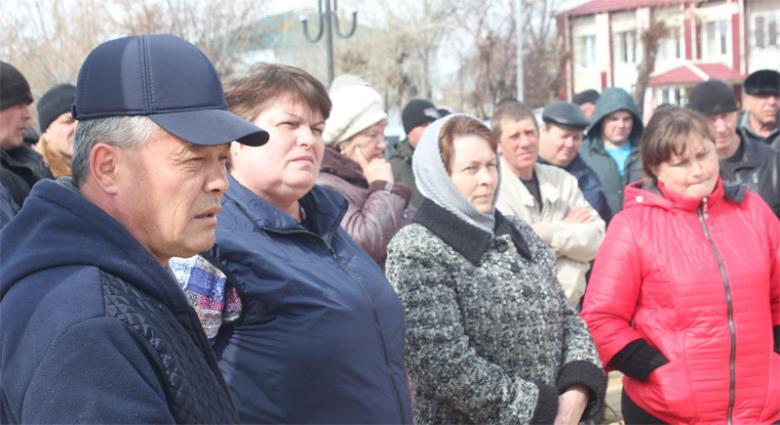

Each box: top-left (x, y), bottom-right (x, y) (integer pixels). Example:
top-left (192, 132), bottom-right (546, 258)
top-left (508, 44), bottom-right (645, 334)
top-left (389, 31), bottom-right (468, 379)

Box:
top-left (89, 143), bottom-right (121, 195)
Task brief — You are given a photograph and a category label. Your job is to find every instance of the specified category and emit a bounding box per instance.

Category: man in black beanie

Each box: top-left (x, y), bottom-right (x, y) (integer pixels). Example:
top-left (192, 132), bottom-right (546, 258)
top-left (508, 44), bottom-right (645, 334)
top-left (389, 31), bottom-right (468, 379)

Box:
top-left (0, 61), bottom-right (52, 227)
top-left (390, 98), bottom-right (442, 207)
top-left (688, 79), bottom-right (779, 217)
top-left (35, 83), bottom-right (77, 177)
top-left (738, 69), bottom-right (779, 149)
top-left (572, 89), bottom-right (600, 120)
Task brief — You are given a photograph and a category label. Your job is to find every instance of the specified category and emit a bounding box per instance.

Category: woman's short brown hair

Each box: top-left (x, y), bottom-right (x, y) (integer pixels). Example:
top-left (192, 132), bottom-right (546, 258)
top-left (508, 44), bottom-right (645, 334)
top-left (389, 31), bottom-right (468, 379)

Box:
top-left (439, 115), bottom-right (497, 174)
top-left (641, 106), bottom-right (715, 183)
top-left (224, 63), bottom-right (331, 123)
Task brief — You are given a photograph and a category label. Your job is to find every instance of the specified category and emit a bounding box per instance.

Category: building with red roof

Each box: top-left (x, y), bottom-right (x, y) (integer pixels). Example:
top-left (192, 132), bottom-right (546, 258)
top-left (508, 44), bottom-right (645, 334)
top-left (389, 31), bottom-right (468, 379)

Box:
top-left (557, 0), bottom-right (779, 111)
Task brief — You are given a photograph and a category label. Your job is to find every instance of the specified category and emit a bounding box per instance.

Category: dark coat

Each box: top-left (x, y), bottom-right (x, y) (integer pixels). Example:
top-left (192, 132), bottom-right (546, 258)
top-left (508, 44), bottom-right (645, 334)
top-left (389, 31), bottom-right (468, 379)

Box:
top-left (318, 147), bottom-right (411, 264)
top-left (0, 144), bottom-right (51, 227)
top-left (389, 138), bottom-right (423, 207)
top-left (580, 88), bottom-right (644, 215)
top-left (540, 154), bottom-right (612, 222)
top-left (720, 135), bottom-right (780, 217)
top-left (209, 177), bottom-right (413, 424)
top-left (0, 179), bottom-right (238, 424)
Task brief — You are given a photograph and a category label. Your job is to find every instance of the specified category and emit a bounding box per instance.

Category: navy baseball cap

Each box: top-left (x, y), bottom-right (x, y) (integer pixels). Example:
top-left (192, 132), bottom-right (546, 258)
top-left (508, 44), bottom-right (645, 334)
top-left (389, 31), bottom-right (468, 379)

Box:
top-left (73, 34), bottom-right (268, 146)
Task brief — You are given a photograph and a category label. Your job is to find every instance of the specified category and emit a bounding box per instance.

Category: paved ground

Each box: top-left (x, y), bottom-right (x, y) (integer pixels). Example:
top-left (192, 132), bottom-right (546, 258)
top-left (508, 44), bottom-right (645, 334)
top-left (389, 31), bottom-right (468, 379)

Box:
top-left (603, 371), bottom-right (624, 424)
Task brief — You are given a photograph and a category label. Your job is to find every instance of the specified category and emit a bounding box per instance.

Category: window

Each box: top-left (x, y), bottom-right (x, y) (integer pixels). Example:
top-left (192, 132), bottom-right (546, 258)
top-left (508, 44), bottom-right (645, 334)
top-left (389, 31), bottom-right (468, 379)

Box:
top-left (660, 27), bottom-right (682, 61)
top-left (702, 19), bottom-right (729, 58)
top-left (657, 87), bottom-right (683, 106)
top-left (576, 35), bottom-right (597, 67)
top-left (753, 12), bottom-right (779, 48)
top-left (614, 30), bottom-right (637, 64)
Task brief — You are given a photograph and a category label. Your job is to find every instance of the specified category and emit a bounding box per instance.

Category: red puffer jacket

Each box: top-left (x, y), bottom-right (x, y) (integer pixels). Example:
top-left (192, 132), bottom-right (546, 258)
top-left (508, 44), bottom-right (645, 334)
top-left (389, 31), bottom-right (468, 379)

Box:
top-left (582, 179), bottom-right (780, 424)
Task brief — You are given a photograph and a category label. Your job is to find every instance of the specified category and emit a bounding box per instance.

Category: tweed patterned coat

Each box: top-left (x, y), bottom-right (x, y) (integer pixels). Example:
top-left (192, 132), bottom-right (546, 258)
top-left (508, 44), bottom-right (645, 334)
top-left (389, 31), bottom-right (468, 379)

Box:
top-left (386, 199), bottom-right (606, 424)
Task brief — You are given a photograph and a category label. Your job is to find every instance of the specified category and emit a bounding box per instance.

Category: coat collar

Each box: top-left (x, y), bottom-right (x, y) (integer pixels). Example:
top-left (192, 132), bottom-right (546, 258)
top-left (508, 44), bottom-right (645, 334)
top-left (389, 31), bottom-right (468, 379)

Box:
top-left (224, 175), bottom-right (347, 243)
top-left (321, 147), bottom-right (368, 188)
top-left (413, 198), bottom-right (532, 265)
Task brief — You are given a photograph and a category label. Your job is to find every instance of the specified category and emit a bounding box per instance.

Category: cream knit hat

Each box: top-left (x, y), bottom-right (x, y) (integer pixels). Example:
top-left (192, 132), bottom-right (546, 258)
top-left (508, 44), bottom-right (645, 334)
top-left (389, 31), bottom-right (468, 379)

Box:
top-left (323, 84), bottom-right (387, 147)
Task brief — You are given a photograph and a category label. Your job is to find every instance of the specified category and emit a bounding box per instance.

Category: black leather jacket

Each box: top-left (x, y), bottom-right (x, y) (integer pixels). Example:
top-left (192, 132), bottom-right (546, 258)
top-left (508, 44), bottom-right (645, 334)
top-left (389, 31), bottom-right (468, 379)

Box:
top-left (720, 136), bottom-right (780, 218)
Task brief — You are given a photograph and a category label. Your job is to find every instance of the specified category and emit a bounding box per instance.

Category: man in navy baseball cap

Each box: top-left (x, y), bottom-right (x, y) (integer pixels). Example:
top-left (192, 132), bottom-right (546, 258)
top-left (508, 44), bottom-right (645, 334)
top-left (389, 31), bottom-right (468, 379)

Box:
top-left (0, 34), bottom-right (265, 423)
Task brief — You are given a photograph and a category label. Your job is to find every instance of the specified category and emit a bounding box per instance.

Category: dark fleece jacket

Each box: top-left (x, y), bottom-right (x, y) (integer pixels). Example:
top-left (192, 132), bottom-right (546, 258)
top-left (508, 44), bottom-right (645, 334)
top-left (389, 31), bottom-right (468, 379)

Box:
top-left (0, 178), bottom-right (238, 424)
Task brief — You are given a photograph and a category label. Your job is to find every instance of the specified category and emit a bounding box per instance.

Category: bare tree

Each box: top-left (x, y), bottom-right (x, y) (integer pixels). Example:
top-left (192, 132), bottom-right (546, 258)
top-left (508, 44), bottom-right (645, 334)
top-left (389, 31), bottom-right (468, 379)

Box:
top-left (634, 19), bottom-right (668, 114)
top-left (452, 0), bottom-right (568, 115)
top-left (334, 0), bottom-right (456, 109)
top-left (0, 0), bottom-right (271, 104)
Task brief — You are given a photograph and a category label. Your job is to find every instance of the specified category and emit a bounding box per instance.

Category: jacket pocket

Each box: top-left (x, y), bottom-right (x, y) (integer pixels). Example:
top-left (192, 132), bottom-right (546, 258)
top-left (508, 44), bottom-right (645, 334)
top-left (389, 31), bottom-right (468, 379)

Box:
top-left (646, 355), bottom-right (697, 420)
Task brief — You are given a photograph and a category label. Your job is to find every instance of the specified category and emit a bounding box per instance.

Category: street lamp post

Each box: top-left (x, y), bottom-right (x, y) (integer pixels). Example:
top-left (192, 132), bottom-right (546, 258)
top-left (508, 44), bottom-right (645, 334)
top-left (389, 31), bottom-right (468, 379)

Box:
top-left (515, 0), bottom-right (525, 102)
top-left (301, 0), bottom-right (358, 86)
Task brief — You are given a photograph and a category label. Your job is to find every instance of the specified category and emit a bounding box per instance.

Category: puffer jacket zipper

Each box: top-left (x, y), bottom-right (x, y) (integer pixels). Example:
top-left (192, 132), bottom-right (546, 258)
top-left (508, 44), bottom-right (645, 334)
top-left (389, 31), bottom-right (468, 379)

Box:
top-left (697, 197), bottom-right (736, 425)
top-left (266, 226), bottom-right (408, 424)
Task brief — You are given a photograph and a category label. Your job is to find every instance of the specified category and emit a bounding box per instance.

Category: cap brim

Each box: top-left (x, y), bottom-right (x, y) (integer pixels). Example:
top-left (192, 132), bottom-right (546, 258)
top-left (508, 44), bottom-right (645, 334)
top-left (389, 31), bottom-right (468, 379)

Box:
top-left (150, 109), bottom-right (269, 147)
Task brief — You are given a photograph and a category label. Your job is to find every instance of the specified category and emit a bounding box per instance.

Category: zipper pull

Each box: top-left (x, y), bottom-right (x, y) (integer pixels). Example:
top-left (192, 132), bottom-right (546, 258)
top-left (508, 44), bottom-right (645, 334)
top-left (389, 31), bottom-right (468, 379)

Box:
top-left (702, 196), bottom-right (709, 219)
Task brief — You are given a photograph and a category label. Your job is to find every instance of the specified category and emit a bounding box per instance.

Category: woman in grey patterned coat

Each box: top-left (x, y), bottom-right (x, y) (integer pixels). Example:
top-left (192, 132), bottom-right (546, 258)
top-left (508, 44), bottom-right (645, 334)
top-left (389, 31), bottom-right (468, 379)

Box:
top-left (386, 114), bottom-right (606, 424)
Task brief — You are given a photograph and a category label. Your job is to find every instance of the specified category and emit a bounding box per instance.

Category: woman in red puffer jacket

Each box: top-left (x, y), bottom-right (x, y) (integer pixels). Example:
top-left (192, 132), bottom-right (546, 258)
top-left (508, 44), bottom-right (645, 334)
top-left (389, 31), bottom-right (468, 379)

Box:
top-left (582, 107), bottom-right (780, 425)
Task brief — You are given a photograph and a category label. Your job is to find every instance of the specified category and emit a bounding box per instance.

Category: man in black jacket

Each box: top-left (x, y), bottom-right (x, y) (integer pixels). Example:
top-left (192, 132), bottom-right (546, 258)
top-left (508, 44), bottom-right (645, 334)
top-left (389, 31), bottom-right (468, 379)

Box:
top-left (688, 79), bottom-right (780, 218)
top-left (0, 61), bottom-right (52, 227)
top-left (738, 69), bottom-right (779, 149)
top-left (0, 34), bottom-right (268, 423)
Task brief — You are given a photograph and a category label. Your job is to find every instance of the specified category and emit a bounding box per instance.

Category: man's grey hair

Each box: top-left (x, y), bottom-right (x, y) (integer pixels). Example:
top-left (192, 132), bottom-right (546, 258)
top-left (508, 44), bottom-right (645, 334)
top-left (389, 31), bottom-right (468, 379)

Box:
top-left (72, 116), bottom-right (161, 186)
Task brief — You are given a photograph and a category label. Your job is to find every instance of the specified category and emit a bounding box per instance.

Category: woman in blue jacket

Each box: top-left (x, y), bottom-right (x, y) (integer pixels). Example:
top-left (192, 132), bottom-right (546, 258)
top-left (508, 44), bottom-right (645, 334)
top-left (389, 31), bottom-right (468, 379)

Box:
top-left (171, 64), bottom-right (412, 424)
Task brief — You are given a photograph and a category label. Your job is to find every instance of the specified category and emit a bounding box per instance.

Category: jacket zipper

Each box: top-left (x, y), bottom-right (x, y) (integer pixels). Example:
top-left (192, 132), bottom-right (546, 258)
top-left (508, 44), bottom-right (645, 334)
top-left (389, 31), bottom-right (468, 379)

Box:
top-left (697, 200), bottom-right (736, 425)
top-left (267, 227), bottom-right (407, 424)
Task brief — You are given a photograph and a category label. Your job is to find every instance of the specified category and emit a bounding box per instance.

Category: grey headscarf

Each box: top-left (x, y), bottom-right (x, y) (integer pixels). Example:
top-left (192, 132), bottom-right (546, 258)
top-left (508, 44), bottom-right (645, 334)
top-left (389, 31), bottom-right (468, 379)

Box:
top-left (412, 113), bottom-right (500, 235)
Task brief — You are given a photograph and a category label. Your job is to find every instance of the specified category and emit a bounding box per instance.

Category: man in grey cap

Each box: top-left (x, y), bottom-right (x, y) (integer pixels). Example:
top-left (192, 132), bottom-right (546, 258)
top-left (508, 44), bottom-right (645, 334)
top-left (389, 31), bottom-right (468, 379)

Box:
top-left (0, 34), bottom-right (268, 423)
top-left (493, 100), bottom-right (604, 307)
top-left (688, 79), bottom-right (779, 217)
top-left (738, 69), bottom-right (779, 149)
top-left (0, 61), bottom-right (52, 227)
top-left (539, 101), bottom-right (611, 222)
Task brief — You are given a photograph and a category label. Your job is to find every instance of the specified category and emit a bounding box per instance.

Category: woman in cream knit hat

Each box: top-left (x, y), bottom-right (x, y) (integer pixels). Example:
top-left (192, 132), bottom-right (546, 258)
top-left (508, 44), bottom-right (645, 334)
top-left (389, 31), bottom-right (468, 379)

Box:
top-left (319, 80), bottom-right (411, 265)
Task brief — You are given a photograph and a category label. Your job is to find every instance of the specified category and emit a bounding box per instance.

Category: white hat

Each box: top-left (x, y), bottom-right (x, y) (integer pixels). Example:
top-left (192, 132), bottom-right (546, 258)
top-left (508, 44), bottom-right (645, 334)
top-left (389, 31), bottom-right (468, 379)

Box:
top-left (323, 84), bottom-right (387, 147)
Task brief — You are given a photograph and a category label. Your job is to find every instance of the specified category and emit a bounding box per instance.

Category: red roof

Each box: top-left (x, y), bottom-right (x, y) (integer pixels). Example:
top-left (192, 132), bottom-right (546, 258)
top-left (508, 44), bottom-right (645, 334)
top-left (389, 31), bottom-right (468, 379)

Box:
top-left (648, 63), bottom-right (743, 86)
top-left (561, 0), bottom-right (689, 17)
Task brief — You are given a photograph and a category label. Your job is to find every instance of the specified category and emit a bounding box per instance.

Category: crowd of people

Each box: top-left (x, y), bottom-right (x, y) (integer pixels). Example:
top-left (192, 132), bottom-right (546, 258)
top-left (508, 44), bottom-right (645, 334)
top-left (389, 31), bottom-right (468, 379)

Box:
top-left (0, 33), bottom-right (778, 425)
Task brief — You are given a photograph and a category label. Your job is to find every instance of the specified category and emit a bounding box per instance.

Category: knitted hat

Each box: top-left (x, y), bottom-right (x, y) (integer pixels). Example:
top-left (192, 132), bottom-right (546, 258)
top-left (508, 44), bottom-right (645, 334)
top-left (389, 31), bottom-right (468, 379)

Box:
top-left (37, 83), bottom-right (76, 133)
top-left (323, 85), bottom-right (387, 146)
top-left (0, 61), bottom-right (33, 110)
top-left (687, 80), bottom-right (737, 116)
top-left (744, 69), bottom-right (780, 96)
top-left (402, 98), bottom-right (441, 134)
top-left (329, 74), bottom-right (370, 93)
top-left (572, 89), bottom-right (599, 106)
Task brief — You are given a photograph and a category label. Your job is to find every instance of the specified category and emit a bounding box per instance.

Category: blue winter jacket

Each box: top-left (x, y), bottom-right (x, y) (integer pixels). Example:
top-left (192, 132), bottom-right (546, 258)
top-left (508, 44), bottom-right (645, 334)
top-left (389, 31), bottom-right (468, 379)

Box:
top-left (209, 176), bottom-right (413, 424)
top-left (0, 179), bottom-right (238, 423)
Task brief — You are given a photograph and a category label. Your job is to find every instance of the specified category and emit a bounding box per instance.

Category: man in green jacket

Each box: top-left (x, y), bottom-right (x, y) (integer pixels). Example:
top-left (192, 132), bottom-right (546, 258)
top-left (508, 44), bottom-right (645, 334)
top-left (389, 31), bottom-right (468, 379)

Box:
top-left (390, 98), bottom-right (442, 207)
top-left (579, 87), bottom-right (644, 216)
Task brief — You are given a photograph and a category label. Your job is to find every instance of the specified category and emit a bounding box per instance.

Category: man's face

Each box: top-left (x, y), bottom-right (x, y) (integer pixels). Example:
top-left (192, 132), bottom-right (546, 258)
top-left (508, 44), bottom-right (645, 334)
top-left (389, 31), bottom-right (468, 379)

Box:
top-left (704, 111), bottom-right (740, 157)
top-left (498, 117), bottom-right (538, 178)
top-left (580, 102), bottom-right (596, 120)
top-left (114, 130), bottom-right (229, 265)
top-left (407, 121), bottom-right (432, 148)
top-left (744, 93), bottom-right (779, 127)
top-left (0, 103), bottom-right (32, 150)
top-left (600, 110), bottom-right (633, 146)
top-left (539, 124), bottom-right (583, 167)
top-left (42, 112), bottom-right (77, 158)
